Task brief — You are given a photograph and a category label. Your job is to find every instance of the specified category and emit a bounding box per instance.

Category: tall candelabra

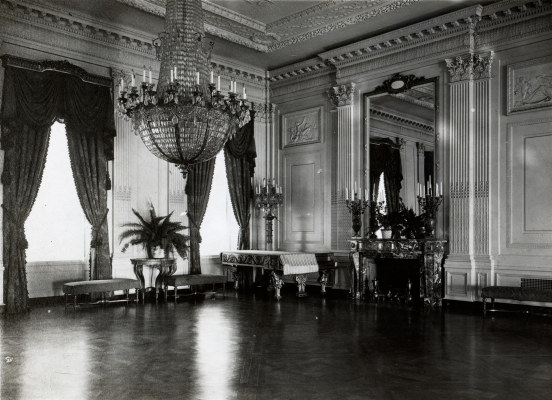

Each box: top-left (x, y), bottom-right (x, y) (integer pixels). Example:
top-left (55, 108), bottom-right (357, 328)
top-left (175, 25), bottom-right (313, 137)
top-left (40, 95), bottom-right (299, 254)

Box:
top-left (417, 194), bottom-right (443, 237)
top-left (255, 178), bottom-right (283, 249)
top-left (345, 192), bottom-right (369, 238)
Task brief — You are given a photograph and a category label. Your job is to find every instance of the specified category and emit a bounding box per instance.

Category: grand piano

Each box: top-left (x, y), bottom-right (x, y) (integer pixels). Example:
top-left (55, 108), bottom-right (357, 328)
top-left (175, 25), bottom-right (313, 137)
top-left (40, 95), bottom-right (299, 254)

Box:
top-left (220, 250), bottom-right (335, 299)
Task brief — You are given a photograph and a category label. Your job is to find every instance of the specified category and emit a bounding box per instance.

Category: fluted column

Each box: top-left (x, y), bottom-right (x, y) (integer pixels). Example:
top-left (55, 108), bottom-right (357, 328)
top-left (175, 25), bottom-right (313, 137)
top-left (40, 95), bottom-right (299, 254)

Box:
top-left (0, 39), bottom-right (5, 306)
top-left (328, 83), bottom-right (356, 249)
top-left (445, 51), bottom-right (493, 300)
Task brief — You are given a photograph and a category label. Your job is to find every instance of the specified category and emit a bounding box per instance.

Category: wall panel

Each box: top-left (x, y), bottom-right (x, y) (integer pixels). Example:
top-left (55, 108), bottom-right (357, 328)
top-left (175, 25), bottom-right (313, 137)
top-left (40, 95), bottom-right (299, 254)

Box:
top-left (506, 119), bottom-right (552, 248)
top-left (282, 149), bottom-right (325, 250)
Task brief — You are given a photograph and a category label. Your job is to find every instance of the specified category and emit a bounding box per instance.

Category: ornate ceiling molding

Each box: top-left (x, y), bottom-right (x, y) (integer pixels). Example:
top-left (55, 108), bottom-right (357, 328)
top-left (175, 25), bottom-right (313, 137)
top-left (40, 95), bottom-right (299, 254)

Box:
top-left (370, 105), bottom-right (434, 134)
top-left (269, 0), bottom-right (550, 84)
top-left (1, 0), bottom-right (157, 55)
top-left (391, 92), bottom-right (434, 110)
top-left (114, 0), bottom-right (420, 54)
top-left (1, 0), bottom-right (268, 89)
top-left (267, 0), bottom-right (419, 52)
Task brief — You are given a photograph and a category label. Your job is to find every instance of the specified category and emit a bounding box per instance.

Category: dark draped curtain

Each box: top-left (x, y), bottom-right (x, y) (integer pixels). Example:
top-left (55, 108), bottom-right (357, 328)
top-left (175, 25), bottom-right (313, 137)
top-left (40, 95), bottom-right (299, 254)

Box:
top-left (186, 159), bottom-right (216, 274)
top-left (370, 138), bottom-right (403, 213)
top-left (1, 61), bottom-right (115, 313)
top-left (224, 119), bottom-right (256, 250)
top-left (65, 76), bottom-right (114, 280)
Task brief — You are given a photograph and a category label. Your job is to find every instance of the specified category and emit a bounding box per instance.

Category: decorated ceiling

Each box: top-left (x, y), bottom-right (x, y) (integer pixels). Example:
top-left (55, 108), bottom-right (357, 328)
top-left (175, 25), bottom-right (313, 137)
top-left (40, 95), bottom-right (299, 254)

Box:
top-left (113, 0), bottom-right (490, 68)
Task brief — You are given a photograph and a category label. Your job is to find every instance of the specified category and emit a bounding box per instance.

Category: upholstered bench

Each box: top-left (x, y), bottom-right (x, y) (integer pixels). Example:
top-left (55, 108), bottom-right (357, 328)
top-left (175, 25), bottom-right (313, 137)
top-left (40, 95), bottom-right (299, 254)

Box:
top-left (164, 274), bottom-right (227, 303)
top-left (481, 286), bottom-right (552, 316)
top-left (63, 278), bottom-right (141, 309)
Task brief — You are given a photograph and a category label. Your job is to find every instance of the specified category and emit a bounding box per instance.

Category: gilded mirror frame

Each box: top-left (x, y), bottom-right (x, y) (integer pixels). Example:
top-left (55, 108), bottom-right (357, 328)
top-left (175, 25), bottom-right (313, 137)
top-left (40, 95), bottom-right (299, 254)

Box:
top-left (362, 73), bottom-right (441, 237)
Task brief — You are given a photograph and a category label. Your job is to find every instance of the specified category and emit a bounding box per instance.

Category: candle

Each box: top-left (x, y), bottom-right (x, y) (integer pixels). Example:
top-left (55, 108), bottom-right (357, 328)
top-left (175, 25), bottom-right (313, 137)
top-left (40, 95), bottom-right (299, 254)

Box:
top-left (345, 188), bottom-right (349, 200)
top-left (233, 81), bottom-right (237, 93)
top-left (242, 84), bottom-right (246, 98)
top-left (196, 71), bottom-right (200, 85)
top-left (217, 76), bottom-right (221, 91)
top-left (120, 77), bottom-right (124, 91)
top-left (263, 178), bottom-right (266, 187)
top-left (210, 71), bottom-right (214, 84)
top-left (149, 69), bottom-right (152, 84)
top-left (142, 67), bottom-right (146, 82)
top-left (174, 66), bottom-right (177, 79)
top-left (436, 183), bottom-right (439, 197)
top-left (364, 189), bottom-right (368, 199)
top-left (272, 178), bottom-right (276, 187)
top-left (170, 69), bottom-right (174, 83)
top-left (131, 72), bottom-right (135, 87)
top-left (354, 181), bottom-right (357, 195)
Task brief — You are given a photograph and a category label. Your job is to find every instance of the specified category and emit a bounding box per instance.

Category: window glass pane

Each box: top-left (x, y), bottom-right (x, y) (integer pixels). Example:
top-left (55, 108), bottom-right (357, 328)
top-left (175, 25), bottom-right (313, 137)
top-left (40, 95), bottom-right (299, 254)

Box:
top-left (200, 152), bottom-right (239, 256)
top-left (25, 122), bottom-right (91, 262)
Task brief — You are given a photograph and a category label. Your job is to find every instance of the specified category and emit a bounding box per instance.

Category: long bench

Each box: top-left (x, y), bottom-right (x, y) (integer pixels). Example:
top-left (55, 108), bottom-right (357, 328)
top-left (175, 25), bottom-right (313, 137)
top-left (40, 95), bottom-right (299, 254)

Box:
top-left (63, 278), bottom-right (141, 309)
top-left (481, 286), bottom-right (552, 316)
top-left (164, 274), bottom-right (227, 303)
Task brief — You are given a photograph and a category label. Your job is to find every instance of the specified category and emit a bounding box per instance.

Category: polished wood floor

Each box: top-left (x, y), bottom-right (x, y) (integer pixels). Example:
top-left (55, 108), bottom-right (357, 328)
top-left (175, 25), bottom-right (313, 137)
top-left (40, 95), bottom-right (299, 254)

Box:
top-left (1, 289), bottom-right (551, 400)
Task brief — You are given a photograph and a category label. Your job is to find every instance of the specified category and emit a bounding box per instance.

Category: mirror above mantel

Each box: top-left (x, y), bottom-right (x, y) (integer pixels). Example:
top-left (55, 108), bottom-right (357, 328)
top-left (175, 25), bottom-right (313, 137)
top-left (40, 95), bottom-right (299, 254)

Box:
top-left (364, 74), bottom-right (439, 225)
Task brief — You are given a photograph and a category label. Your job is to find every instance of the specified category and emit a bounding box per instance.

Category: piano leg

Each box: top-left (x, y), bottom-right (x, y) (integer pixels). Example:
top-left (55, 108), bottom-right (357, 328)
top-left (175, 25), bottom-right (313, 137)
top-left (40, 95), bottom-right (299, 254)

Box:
top-left (270, 272), bottom-right (284, 301)
top-left (295, 274), bottom-right (308, 297)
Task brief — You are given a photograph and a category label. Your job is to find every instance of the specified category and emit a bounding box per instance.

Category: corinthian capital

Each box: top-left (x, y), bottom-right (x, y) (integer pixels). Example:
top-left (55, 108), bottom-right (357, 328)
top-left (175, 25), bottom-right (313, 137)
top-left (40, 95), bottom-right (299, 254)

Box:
top-left (472, 51), bottom-right (493, 80)
top-left (327, 83), bottom-right (356, 108)
top-left (445, 52), bottom-right (494, 82)
top-left (445, 54), bottom-right (474, 83)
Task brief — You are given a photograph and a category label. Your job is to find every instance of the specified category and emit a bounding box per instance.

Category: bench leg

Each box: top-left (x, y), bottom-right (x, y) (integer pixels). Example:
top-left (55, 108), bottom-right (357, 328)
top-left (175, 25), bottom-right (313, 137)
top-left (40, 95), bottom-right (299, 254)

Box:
top-left (125, 289), bottom-right (129, 305)
top-left (483, 296), bottom-right (487, 317)
top-left (135, 289), bottom-right (139, 304)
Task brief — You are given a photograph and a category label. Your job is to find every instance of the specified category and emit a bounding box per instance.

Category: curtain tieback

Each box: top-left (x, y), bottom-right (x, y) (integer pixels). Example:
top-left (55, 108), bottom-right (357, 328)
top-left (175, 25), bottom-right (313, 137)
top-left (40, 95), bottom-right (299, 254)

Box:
top-left (1, 204), bottom-right (29, 249)
top-left (90, 209), bottom-right (109, 248)
top-left (186, 212), bottom-right (203, 243)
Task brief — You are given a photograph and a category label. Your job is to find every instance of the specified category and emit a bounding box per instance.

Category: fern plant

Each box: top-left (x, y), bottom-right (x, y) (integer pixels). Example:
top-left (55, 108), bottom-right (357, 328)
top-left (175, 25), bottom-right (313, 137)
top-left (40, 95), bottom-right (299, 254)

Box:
top-left (119, 204), bottom-right (190, 259)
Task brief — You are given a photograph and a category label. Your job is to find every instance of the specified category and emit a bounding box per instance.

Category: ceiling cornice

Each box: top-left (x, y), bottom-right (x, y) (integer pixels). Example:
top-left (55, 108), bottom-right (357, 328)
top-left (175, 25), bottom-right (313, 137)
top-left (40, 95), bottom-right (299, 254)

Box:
top-left (370, 104), bottom-right (434, 134)
top-left (269, 1), bottom-right (551, 82)
top-left (267, 0), bottom-right (419, 52)
top-left (114, 0), bottom-right (421, 54)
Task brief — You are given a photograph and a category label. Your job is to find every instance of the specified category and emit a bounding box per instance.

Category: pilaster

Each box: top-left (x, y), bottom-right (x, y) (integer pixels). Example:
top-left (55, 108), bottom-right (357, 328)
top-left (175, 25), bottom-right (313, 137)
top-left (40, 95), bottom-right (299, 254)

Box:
top-left (328, 83), bottom-right (356, 249)
top-left (0, 38), bottom-right (4, 308)
top-left (444, 51), bottom-right (493, 301)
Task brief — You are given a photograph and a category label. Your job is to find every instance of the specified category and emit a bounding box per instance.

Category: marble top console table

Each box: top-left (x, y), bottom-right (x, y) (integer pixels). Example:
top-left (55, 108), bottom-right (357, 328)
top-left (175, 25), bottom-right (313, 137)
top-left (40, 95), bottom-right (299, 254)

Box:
top-left (349, 239), bottom-right (446, 307)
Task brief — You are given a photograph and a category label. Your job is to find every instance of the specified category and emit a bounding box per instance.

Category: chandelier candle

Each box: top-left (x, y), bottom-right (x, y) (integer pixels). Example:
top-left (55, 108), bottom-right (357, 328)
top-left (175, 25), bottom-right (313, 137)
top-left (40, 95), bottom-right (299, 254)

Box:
top-left (117, 0), bottom-right (250, 177)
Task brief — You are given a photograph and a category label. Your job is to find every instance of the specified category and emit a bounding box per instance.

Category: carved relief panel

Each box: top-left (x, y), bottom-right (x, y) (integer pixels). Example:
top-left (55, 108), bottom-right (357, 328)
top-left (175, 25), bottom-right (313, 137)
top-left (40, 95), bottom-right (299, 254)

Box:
top-left (281, 106), bottom-right (323, 148)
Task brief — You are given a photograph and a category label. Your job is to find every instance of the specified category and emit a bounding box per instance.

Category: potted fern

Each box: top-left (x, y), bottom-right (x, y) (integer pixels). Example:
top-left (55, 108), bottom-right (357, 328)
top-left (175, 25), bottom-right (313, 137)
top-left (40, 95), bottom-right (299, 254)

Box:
top-left (119, 205), bottom-right (190, 302)
top-left (119, 204), bottom-right (190, 260)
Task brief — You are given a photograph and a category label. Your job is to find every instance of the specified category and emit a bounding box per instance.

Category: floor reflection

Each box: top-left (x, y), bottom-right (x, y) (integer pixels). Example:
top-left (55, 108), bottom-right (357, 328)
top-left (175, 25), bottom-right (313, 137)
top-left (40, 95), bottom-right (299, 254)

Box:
top-left (194, 306), bottom-right (236, 400)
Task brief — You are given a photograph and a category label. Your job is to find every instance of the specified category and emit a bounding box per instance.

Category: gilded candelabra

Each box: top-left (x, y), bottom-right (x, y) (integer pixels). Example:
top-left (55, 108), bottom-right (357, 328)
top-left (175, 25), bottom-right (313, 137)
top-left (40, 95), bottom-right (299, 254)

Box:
top-left (345, 193), bottom-right (369, 238)
top-left (417, 194), bottom-right (443, 237)
top-left (255, 179), bottom-right (283, 249)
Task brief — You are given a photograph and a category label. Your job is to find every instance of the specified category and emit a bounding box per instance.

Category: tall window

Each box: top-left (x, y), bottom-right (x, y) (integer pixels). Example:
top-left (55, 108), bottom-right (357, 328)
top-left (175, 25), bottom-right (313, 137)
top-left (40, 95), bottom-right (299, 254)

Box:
top-left (200, 152), bottom-right (239, 256)
top-left (25, 122), bottom-right (91, 262)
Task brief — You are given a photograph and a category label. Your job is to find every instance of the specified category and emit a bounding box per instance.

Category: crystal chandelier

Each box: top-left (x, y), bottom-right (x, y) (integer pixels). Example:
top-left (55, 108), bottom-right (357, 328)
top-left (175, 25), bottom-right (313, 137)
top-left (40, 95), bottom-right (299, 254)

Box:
top-left (117, 0), bottom-right (249, 176)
